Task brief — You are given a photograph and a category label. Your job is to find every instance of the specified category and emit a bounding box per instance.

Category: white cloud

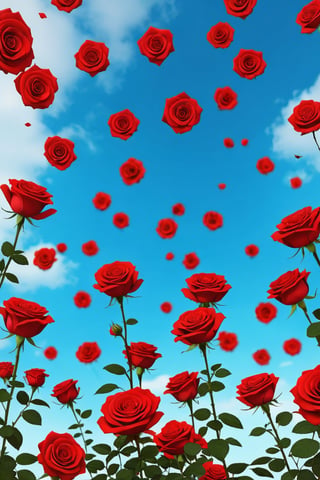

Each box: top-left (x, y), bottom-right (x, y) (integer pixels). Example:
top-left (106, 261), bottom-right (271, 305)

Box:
top-left (142, 374), bottom-right (170, 393)
top-left (283, 169), bottom-right (312, 185)
top-left (58, 124), bottom-right (97, 152)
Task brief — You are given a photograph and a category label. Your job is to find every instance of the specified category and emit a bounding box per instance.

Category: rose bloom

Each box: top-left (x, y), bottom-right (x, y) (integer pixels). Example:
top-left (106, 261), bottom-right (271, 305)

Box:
top-left (233, 49), bottom-right (266, 79)
top-left (39, 13), bottom-right (47, 19)
top-left (245, 244), bottom-right (259, 257)
top-left (44, 136), bottom-right (76, 170)
top-left (113, 212), bottom-right (129, 229)
top-left (0, 9), bottom-right (34, 75)
top-left (253, 349), bottom-right (271, 366)
top-left (123, 342), bottom-right (162, 369)
top-left (15, 64), bottom-right (58, 109)
top-left (267, 269), bottom-right (310, 305)
top-left (199, 462), bottom-right (227, 480)
top-left (161, 302), bottom-right (172, 313)
top-left (75, 40), bottom-right (109, 76)
top-left (38, 431), bottom-right (86, 480)
top-left (255, 302), bottom-right (277, 323)
top-left (296, 0), bottom-right (320, 33)
top-left (153, 420), bottom-right (207, 459)
top-left (33, 248), bottom-right (57, 270)
top-left (236, 373), bottom-right (279, 408)
top-left (94, 260), bottom-right (143, 298)
top-left (120, 158), bottom-right (146, 185)
top-left (137, 26), bottom-right (174, 65)
top-left (56, 243), bottom-right (67, 253)
top-left (0, 362), bottom-right (14, 380)
top-left (172, 203), bottom-right (185, 215)
top-left (51, 379), bottom-right (80, 405)
top-left (218, 331), bottom-right (238, 351)
top-left (288, 100), bottom-right (320, 135)
top-left (241, 138), bottom-right (249, 146)
top-left (44, 346), bottom-right (57, 360)
top-left (73, 291), bottom-right (91, 308)
top-left (271, 206), bottom-right (320, 249)
top-left (0, 297), bottom-right (54, 338)
top-left (182, 272), bottom-right (231, 304)
top-left (81, 240), bottom-right (99, 256)
top-left (183, 252), bottom-right (200, 270)
top-left (1, 179), bottom-right (56, 220)
top-left (25, 368), bottom-right (49, 388)
top-left (207, 22), bottom-right (234, 48)
top-left (290, 177), bottom-right (302, 189)
top-left (76, 342), bottom-right (101, 363)
top-left (98, 387), bottom-right (163, 436)
top-left (218, 183), bottom-right (226, 189)
top-left (156, 218), bottom-right (178, 239)
top-left (224, 137), bottom-right (234, 148)
top-left (162, 92), bottom-right (202, 134)
top-left (92, 192), bottom-right (111, 210)
top-left (203, 211), bottom-right (223, 231)
top-left (165, 252), bottom-right (174, 260)
top-left (283, 338), bottom-right (302, 356)
top-left (172, 307), bottom-right (225, 346)
top-left (164, 371), bottom-right (199, 402)
top-left (224, 0), bottom-right (257, 18)
top-left (108, 109), bottom-right (140, 140)
top-left (256, 157), bottom-right (274, 174)
top-left (214, 87), bottom-right (238, 110)
top-left (291, 365), bottom-right (320, 424)
top-left (51, 0), bottom-right (82, 13)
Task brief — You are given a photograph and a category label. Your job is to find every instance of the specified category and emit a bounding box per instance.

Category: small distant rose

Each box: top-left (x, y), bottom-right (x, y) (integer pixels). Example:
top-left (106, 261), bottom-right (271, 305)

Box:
top-left (245, 244), bottom-right (259, 257)
top-left (224, 0), bottom-right (257, 18)
top-left (283, 338), bottom-right (302, 356)
top-left (137, 26), bottom-right (174, 65)
top-left (253, 349), bottom-right (271, 365)
top-left (255, 302), bottom-right (277, 323)
top-left (161, 301), bottom-right (172, 313)
top-left (296, 0), bottom-right (320, 33)
top-left (75, 40), bottom-right (109, 76)
top-left (256, 157), bottom-right (274, 174)
top-left (207, 22), bottom-right (234, 48)
top-left (183, 252), bottom-right (200, 270)
top-left (218, 331), bottom-right (238, 351)
top-left (44, 136), bottom-right (76, 170)
top-left (162, 92), bottom-right (202, 134)
top-left (120, 158), bottom-right (145, 185)
top-left (33, 248), bottom-right (57, 270)
top-left (81, 240), bottom-right (99, 256)
top-left (76, 342), bottom-right (101, 363)
top-left (172, 203), bottom-right (185, 215)
top-left (108, 109), bottom-right (140, 140)
top-left (15, 65), bottom-right (58, 109)
top-left (156, 218), bottom-right (178, 239)
top-left (233, 49), bottom-right (266, 79)
top-left (44, 346), bottom-right (57, 360)
top-left (56, 243), bottom-right (67, 253)
top-left (203, 211), bottom-right (223, 231)
top-left (113, 212), bottom-right (129, 229)
top-left (51, 0), bottom-right (82, 13)
top-left (73, 291), bottom-right (91, 308)
top-left (92, 192), bottom-right (111, 210)
top-left (214, 87), bottom-right (237, 110)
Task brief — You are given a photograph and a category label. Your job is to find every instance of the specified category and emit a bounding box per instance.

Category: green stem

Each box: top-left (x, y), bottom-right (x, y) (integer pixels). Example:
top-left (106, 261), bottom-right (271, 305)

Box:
top-left (313, 249), bottom-right (320, 268)
top-left (0, 219), bottom-right (24, 289)
top-left (134, 437), bottom-right (144, 479)
top-left (298, 302), bottom-right (320, 347)
top-left (70, 405), bottom-right (93, 479)
top-left (118, 298), bottom-right (133, 389)
top-left (313, 131), bottom-right (320, 151)
top-left (187, 400), bottom-right (195, 430)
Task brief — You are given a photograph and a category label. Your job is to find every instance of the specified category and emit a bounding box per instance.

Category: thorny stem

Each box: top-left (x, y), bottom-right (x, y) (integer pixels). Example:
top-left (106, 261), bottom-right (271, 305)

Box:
top-left (70, 404), bottom-right (93, 479)
top-left (118, 298), bottom-right (133, 389)
top-left (187, 399), bottom-right (195, 430)
top-left (313, 131), bottom-right (320, 151)
top-left (313, 249), bottom-right (320, 268)
top-left (134, 437), bottom-right (144, 479)
top-left (12, 390), bottom-right (35, 428)
top-left (0, 219), bottom-right (24, 289)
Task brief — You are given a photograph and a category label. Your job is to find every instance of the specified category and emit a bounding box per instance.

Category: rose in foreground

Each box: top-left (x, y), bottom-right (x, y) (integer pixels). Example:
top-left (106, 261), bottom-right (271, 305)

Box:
top-left (123, 341), bottom-right (162, 369)
top-left (182, 272), bottom-right (231, 304)
top-left (164, 371), bottom-right (199, 402)
top-left (94, 261), bottom-right (143, 298)
top-left (288, 99), bottom-right (320, 134)
top-left (236, 373), bottom-right (279, 408)
top-left (153, 420), bottom-right (207, 458)
top-left (137, 26), bottom-right (174, 65)
top-left (267, 269), bottom-right (310, 305)
top-left (172, 307), bottom-right (225, 345)
top-left (162, 92), bottom-right (202, 134)
top-left (14, 64), bottom-right (58, 109)
top-left (51, 379), bottom-right (80, 405)
top-left (291, 364), bottom-right (320, 424)
top-left (271, 206), bottom-right (320, 248)
top-left (38, 431), bottom-right (86, 480)
top-left (296, 0), bottom-right (320, 33)
top-left (44, 136), bottom-right (77, 170)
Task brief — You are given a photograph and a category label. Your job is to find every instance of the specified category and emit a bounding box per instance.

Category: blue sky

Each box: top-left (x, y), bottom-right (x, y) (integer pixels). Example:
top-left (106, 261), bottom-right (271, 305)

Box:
top-left (1, 0), bottom-right (320, 475)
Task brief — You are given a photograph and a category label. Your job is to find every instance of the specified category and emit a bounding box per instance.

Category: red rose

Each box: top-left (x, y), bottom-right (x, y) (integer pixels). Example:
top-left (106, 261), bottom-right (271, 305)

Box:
top-left (203, 211), bottom-right (223, 231)
top-left (224, 137), bottom-right (234, 148)
top-left (236, 373), bottom-right (279, 408)
top-left (38, 431), bottom-right (86, 480)
top-left (283, 338), bottom-right (302, 356)
top-left (256, 157), bottom-right (274, 174)
top-left (271, 207), bottom-right (320, 249)
top-left (291, 365), bottom-right (320, 424)
top-left (199, 462), bottom-right (227, 480)
top-left (267, 269), bottom-right (310, 305)
top-left (137, 26), bottom-right (174, 65)
top-left (296, 0), bottom-right (320, 33)
top-left (76, 342), bottom-right (101, 363)
top-left (56, 243), bottom-right (67, 253)
top-left (92, 192), bottom-right (111, 210)
top-left (113, 212), bottom-right (129, 228)
top-left (207, 22), bottom-right (234, 48)
top-left (156, 218), bottom-right (178, 238)
top-left (120, 158), bottom-right (145, 185)
top-left (182, 272), bottom-right (231, 304)
top-left (98, 387), bottom-right (163, 436)
top-left (0, 9), bottom-right (34, 75)
top-left (44, 136), bottom-right (76, 170)
top-left (108, 109), bottom-right (140, 140)
top-left (33, 248), bottom-right (57, 270)
top-left (255, 302), bottom-right (277, 323)
top-left (109, 323), bottom-right (122, 336)
top-left (161, 302), bottom-right (172, 313)
top-left (51, 379), bottom-right (80, 405)
top-left (73, 291), bottom-right (91, 308)
top-left (218, 331), bottom-right (238, 351)
top-left (0, 362), bottom-right (14, 380)
top-left (172, 307), bottom-right (225, 346)
top-left (123, 342), bottom-right (162, 369)
top-left (44, 346), bottom-right (57, 360)
top-left (15, 65), bottom-right (58, 109)
top-left (94, 261), bottom-right (143, 298)
top-left (162, 92), bottom-right (202, 134)
top-left (214, 87), bottom-right (237, 110)
top-left (164, 371), bottom-right (199, 402)
top-left (224, 0), bottom-right (257, 18)
top-left (233, 49), bottom-right (266, 79)
top-left (218, 183), bottom-right (226, 189)
top-left (153, 420), bottom-right (207, 459)
top-left (51, 0), bottom-right (82, 13)
top-left (245, 244), bottom-right (259, 257)
top-left (183, 252), bottom-right (200, 270)
top-left (39, 13), bottom-right (47, 19)
top-left (172, 203), bottom-right (185, 215)
top-left (1, 179), bottom-right (56, 220)
top-left (165, 252), bottom-right (174, 260)
top-left (290, 177), bottom-right (302, 188)
top-left (81, 240), bottom-right (99, 256)
top-left (288, 100), bottom-right (320, 135)
top-left (241, 138), bottom-right (249, 146)
top-left (253, 349), bottom-right (271, 365)
top-left (0, 297), bottom-right (54, 338)
top-left (25, 368), bottom-right (49, 388)
top-left (75, 40), bottom-right (109, 76)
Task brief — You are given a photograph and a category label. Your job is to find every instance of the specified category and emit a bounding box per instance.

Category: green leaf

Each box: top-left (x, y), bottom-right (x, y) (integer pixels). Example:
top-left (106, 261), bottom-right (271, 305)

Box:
top-left (22, 409), bottom-right (41, 425)
top-left (198, 383), bottom-right (209, 396)
top-left (85, 454), bottom-right (95, 461)
top-left (219, 412), bottom-right (243, 429)
top-left (87, 460), bottom-right (105, 473)
top-left (215, 368), bottom-right (231, 378)
top-left (121, 446), bottom-right (137, 456)
top-left (251, 457), bottom-right (271, 465)
top-left (211, 363), bottom-right (222, 371)
top-left (143, 466), bottom-right (162, 477)
top-left (290, 439), bottom-right (319, 458)
top-left (281, 471), bottom-right (299, 480)
top-left (0, 259), bottom-right (5, 272)
top-left (251, 467), bottom-right (274, 477)
top-left (269, 459), bottom-right (285, 472)
top-left (140, 445), bottom-right (159, 459)
top-left (228, 463), bottom-right (248, 474)
top-left (116, 469), bottom-right (134, 480)
top-left (124, 457), bottom-right (140, 470)
top-left (12, 255), bottom-right (28, 266)
top-left (198, 426), bottom-right (208, 437)
top-left (297, 470), bottom-right (318, 480)
top-left (207, 438), bottom-right (229, 460)
top-left (104, 364), bottom-right (127, 375)
top-left (17, 470), bottom-right (37, 480)
top-left (184, 459), bottom-right (206, 476)
top-left (194, 408), bottom-right (211, 421)
top-left (266, 447), bottom-right (279, 454)
top-left (250, 427), bottom-right (266, 436)
top-left (126, 318), bottom-right (138, 325)
top-left (95, 383), bottom-right (119, 394)
top-left (312, 309), bottom-right (320, 320)
top-left (210, 381), bottom-right (225, 392)
top-left (292, 421), bottom-right (318, 434)
top-left (0, 425), bottom-right (15, 438)
top-left (16, 454), bottom-right (37, 465)
top-left (30, 398), bottom-right (50, 408)
top-left (107, 464), bottom-right (119, 475)
top-left (276, 412), bottom-right (293, 426)
top-left (68, 423), bottom-right (84, 430)
top-left (81, 409), bottom-right (92, 419)
top-left (1, 242), bottom-right (14, 256)
top-left (92, 444), bottom-right (111, 455)
top-left (16, 391), bottom-right (29, 405)
top-left (114, 435), bottom-right (128, 449)
top-left (307, 322), bottom-right (320, 338)
top-left (91, 475), bottom-right (108, 480)
top-left (207, 420), bottom-right (223, 431)
top-left (226, 436), bottom-right (242, 447)
top-left (9, 380), bottom-right (24, 388)
top-left (0, 389), bottom-right (10, 402)
top-left (6, 427), bottom-right (23, 450)
top-left (279, 438), bottom-right (291, 449)
top-left (184, 442), bottom-right (202, 456)
top-left (5, 272), bottom-right (19, 283)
